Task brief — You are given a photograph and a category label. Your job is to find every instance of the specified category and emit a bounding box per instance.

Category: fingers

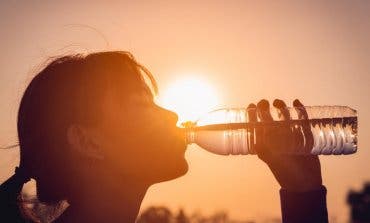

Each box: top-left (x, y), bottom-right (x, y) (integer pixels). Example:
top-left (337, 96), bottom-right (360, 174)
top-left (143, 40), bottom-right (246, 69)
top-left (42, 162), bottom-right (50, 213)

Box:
top-left (257, 99), bottom-right (273, 121)
top-left (273, 99), bottom-right (297, 153)
top-left (293, 99), bottom-right (314, 153)
top-left (293, 99), bottom-right (308, 120)
top-left (247, 103), bottom-right (257, 122)
top-left (255, 100), bottom-right (274, 157)
top-left (273, 99), bottom-right (290, 120)
top-left (247, 103), bottom-right (257, 154)
top-left (251, 99), bottom-right (313, 156)
top-left (247, 101), bottom-right (268, 156)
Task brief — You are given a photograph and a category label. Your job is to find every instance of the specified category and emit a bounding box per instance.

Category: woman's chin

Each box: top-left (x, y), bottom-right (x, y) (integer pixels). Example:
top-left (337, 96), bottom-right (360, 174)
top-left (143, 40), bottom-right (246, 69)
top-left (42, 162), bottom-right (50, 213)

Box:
top-left (154, 159), bottom-right (189, 183)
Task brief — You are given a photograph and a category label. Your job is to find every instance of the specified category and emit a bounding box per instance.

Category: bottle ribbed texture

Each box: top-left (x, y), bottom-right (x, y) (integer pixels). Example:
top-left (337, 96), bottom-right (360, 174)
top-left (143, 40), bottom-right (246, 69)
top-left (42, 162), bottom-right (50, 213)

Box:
top-left (185, 106), bottom-right (358, 155)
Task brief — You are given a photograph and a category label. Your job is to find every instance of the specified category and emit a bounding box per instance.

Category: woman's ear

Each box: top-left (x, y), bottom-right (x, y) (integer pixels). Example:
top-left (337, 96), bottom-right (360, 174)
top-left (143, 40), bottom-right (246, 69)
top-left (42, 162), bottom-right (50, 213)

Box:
top-left (66, 124), bottom-right (105, 160)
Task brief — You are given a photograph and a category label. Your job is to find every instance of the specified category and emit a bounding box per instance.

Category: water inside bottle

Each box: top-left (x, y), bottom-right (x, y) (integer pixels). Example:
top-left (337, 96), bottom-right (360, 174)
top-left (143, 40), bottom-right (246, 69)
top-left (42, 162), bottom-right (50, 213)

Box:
top-left (186, 116), bottom-right (357, 155)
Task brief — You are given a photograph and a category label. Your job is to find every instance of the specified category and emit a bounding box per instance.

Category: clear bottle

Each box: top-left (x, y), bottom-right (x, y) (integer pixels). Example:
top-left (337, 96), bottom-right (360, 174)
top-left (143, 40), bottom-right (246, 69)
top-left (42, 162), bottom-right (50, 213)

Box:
top-left (184, 106), bottom-right (358, 155)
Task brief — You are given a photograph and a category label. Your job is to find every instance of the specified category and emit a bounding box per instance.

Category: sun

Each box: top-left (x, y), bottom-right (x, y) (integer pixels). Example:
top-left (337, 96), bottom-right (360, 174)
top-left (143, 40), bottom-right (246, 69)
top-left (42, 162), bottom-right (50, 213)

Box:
top-left (157, 77), bottom-right (219, 125)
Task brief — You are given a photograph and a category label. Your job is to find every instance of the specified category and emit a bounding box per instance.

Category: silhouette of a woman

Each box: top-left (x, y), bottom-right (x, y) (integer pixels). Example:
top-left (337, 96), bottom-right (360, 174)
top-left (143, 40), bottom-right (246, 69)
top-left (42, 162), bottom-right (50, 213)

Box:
top-left (0, 51), bottom-right (328, 223)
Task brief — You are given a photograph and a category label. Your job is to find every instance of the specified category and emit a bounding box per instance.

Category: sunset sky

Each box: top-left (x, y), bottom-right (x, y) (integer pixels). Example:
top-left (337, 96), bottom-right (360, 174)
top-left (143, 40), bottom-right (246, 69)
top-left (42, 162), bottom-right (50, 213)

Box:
top-left (1, 1), bottom-right (369, 222)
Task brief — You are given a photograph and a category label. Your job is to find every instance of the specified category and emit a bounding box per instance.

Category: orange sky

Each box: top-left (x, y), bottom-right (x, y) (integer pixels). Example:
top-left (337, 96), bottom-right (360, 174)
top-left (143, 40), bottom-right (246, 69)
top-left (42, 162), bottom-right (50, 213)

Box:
top-left (1, 1), bottom-right (369, 222)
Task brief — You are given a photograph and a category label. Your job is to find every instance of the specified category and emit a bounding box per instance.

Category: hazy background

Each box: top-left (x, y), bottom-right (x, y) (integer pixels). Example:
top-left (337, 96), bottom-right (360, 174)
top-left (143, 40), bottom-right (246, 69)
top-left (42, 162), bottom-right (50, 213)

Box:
top-left (1, 1), bottom-right (369, 222)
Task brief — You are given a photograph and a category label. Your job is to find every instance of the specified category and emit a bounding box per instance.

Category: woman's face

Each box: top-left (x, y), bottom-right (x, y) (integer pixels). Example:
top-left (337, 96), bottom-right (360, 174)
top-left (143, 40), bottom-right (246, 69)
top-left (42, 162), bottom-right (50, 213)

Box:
top-left (96, 89), bottom-right (188, 183)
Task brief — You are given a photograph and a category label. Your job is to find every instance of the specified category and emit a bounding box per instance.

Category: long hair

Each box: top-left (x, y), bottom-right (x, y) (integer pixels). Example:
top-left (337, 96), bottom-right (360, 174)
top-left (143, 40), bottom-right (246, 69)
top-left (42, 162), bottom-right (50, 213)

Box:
top-left (0, 51), bottom-right (157, 222)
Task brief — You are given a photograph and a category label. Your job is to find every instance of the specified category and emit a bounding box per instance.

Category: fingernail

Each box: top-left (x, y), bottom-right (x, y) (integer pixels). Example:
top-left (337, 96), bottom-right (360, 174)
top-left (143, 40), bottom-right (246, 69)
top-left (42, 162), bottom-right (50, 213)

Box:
top-left (273, 99), bottom-right (286, 108)
top-left (247, 103), bottom-right (256, 109)
top-left (257, 100), bottom-right (269, 110)
top-left (293, 99), bottom-right (303, 107)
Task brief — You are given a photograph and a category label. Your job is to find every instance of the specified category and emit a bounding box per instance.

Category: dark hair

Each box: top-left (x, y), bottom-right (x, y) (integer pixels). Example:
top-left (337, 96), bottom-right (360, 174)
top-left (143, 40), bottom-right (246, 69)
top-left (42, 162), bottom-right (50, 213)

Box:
top-left (0, 51), bottom-right (157, 221)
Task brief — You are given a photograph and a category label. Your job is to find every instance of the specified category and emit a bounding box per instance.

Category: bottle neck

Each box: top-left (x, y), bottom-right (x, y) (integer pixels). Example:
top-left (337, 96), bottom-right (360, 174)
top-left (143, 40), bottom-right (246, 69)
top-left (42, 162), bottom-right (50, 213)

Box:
top-left (185, 129), bottom-right (195, 145)
top-left (181, 121), bottom-right (196, 145)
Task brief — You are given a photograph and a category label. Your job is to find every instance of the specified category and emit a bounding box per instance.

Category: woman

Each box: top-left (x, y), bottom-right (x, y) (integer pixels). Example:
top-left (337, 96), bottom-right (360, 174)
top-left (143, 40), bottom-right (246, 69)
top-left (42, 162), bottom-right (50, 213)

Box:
top-left (0, 51), bottom-right (328, 223)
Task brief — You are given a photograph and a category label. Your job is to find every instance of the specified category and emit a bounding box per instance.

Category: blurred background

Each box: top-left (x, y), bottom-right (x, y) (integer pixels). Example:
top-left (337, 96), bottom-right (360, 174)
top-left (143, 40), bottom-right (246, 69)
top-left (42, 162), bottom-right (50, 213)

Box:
top-left (0, 1), bottom-right (369, 222)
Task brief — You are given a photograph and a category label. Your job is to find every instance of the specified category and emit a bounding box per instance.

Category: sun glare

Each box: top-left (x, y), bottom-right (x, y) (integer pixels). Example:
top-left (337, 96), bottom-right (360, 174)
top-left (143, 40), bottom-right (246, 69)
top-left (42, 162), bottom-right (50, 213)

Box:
top-left (157, 77), bottom-right (219, 125)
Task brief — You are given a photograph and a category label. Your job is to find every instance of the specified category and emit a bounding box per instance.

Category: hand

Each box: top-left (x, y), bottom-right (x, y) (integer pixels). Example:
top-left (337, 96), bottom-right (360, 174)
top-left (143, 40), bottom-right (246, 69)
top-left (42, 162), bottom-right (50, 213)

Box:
top-left (248, 99), bottom-right (323, 192)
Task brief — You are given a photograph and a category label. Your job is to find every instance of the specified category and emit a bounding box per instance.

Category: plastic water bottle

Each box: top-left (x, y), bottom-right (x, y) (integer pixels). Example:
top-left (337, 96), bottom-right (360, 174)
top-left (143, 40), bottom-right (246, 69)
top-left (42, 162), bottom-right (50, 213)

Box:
top-left (184, 106), bottom-right (358, 155)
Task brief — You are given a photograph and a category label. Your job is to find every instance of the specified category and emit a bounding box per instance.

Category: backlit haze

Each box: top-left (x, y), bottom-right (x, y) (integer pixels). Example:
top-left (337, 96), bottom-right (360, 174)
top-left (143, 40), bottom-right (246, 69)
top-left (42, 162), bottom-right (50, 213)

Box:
top-left (1, 1), bottom-right (370, 222)
top-left (158, 77), bottom-right (219, 124)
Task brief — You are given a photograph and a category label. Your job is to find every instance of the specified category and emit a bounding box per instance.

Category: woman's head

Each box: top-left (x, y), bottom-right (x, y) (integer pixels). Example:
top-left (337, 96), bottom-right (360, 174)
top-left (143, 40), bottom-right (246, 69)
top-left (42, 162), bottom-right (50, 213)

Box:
top-left (16, 51), bottom-right (188, 203)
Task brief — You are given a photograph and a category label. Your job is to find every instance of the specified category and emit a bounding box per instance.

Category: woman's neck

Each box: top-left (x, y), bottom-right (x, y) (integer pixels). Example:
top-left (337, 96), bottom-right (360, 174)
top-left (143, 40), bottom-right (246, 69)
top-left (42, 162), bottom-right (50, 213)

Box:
top-left (57, 175), bottom-right (149, 223)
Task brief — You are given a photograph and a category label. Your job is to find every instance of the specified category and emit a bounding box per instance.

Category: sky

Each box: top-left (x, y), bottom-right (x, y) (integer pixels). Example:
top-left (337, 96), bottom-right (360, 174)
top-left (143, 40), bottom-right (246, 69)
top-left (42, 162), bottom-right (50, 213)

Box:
top-left (1, 1), bottom-right (369, 222)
